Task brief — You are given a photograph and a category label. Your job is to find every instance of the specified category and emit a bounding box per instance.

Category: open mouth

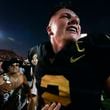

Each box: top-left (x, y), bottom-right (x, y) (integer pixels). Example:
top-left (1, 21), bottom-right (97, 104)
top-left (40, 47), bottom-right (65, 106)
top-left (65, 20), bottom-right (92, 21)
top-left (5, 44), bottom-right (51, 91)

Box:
top-left (66, 26), bottom-right (77, 33)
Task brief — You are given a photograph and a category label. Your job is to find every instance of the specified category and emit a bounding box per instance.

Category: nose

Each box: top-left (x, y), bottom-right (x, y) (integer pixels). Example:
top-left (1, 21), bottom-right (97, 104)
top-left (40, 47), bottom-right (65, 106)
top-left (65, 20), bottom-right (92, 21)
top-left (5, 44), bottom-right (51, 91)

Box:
top-left (68, 17), bottom-right (78, 25)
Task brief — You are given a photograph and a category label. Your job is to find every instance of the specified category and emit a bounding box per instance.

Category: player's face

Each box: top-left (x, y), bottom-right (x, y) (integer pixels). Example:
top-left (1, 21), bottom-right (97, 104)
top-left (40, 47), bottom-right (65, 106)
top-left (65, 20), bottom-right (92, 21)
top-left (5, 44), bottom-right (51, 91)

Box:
top-left (48, 8), bottom-right (81, 42)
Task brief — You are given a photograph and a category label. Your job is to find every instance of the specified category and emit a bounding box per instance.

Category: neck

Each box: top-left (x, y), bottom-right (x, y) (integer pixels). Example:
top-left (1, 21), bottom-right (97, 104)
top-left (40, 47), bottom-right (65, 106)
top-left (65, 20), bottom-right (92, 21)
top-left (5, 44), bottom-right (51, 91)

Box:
top-left (50, 38), bottom-right (66, 53)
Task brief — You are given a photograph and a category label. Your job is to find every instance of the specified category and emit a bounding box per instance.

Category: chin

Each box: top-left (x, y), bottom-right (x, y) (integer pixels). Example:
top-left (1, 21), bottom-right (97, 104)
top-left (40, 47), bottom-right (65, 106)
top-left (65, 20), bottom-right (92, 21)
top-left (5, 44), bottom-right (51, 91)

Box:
top-left (68, 36), bottom-right (78, 41)
top-left (72, 35), bottom-right (80, 41)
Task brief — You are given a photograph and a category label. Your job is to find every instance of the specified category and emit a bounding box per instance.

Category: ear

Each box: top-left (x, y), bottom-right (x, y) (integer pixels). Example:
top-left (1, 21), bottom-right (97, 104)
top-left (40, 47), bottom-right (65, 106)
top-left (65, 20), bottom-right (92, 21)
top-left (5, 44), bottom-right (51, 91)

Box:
top-left (46, 26), bottom-right (53, 36)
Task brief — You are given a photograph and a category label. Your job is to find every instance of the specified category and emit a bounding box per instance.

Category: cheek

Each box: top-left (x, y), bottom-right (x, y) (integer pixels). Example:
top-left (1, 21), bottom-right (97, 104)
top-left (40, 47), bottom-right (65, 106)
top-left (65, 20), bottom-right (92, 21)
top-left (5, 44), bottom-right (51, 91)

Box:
top-left (32, 60), bottom-right (38, 65)
top-left (52, 21), bottom-right (66, 35)
top-left (31, 60), bottom-right (34, 64)
top-left (9, 68), bottom-right (14, 72)
top-left (57, 24), bottom-right (67, 37)
top-left (78, 25), bottom-right (81, 34)
top-left (51, 22), bottom-right (57, 34)
top-left (59, 20), bottom-right (67, 29)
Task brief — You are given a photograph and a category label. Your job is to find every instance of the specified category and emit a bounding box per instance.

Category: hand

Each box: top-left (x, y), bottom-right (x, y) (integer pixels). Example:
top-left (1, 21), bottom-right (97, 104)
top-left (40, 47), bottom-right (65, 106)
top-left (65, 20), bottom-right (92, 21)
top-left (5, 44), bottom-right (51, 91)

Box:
top-left (41, 102), bottom-right (61, 110)
top-left (0, 83), bottom-right (12, 93)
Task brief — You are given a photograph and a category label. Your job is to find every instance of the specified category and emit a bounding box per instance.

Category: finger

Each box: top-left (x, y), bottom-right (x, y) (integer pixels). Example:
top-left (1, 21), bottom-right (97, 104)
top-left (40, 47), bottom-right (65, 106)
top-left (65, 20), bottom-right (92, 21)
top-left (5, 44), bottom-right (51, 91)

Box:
top-left (41, 104), bottom-right (49, 110)
top-left (48, 102), bottom-right (57, 110)
top-left (54, 103), bottom-right (61, 110)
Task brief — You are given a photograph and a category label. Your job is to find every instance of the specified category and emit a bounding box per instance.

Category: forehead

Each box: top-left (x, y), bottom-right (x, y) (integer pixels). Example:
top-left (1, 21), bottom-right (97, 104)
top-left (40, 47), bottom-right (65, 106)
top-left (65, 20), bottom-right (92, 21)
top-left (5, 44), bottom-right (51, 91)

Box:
top-left (33, 54), bottom-right (37, 57)
top-left (32, 54), bottom-right (38, 58)
top-left (11, 63), bottom-right (19, 65)
top-left (48, 8), bottom-right (80, 24)
top-left (54, 8), bottom-right (78, 18)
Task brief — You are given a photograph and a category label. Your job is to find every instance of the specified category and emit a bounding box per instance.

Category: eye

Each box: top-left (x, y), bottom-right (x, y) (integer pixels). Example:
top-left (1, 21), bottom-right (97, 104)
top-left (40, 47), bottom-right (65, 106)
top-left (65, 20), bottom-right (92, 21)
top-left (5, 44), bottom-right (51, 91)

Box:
top-left (60, 13), bottom-right (71, 19)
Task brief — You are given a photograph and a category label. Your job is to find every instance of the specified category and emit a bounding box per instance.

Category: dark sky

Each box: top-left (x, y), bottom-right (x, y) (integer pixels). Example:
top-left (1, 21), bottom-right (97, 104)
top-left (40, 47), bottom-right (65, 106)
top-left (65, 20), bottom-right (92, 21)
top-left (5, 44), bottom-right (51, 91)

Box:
top-left (0, 0), bottom-right (110, 57)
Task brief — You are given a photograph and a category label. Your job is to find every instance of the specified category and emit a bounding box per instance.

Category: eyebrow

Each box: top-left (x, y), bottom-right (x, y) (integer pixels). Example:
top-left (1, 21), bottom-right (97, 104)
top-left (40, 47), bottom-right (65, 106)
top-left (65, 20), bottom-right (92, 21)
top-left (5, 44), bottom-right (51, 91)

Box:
top-left (60, 12), bottom-right (80, 22)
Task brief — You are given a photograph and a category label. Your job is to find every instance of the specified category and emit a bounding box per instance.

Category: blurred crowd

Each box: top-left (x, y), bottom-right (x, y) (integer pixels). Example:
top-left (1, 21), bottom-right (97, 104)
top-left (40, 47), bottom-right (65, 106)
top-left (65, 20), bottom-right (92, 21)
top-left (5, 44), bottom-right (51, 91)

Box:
top-left (0, 50), bottom-right (38, 110)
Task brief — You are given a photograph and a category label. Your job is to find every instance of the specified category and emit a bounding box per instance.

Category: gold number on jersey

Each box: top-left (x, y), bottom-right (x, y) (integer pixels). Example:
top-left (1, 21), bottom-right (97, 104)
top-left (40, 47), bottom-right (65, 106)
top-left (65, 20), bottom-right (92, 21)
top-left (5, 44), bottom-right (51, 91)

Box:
top-left (41, 75), bottom-right (71, 106)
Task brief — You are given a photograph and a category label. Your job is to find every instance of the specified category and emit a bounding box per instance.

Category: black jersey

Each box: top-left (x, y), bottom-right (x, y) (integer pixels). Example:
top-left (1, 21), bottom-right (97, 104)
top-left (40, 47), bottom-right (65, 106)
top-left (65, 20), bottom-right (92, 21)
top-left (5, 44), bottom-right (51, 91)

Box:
top-left (34, 33), bottom-right (110, 110)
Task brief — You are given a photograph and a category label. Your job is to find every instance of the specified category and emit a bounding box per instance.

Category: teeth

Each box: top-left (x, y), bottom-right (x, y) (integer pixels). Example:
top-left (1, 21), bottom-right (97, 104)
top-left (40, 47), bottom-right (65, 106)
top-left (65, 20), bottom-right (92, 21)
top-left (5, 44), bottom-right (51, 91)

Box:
top-left (69, 28), bottom-right (76, 32)
top-left (67, 26), bottom-right (77, 32)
